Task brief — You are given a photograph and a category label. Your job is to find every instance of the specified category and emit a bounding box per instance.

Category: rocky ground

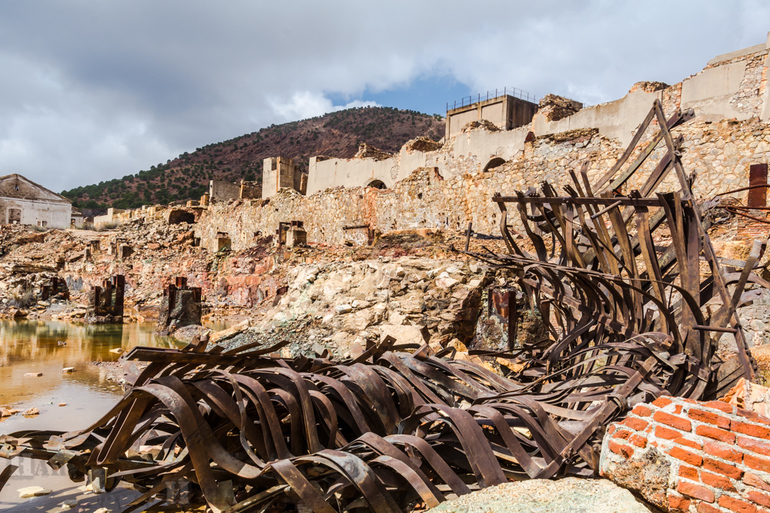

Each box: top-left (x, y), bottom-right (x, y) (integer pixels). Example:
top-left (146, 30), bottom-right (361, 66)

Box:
top-left (0, 214), bottom-right (507, 343)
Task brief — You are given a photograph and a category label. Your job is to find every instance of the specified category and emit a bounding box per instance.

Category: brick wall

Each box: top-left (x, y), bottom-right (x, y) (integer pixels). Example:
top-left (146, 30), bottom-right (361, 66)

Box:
top-left (601, 396), bottom-right (770, 513)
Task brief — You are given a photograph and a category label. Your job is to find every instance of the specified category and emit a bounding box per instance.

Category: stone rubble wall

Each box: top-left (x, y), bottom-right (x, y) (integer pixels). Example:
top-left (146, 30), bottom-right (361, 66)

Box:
top-left (601, 395), bottom-right (770, 513)
top-left (192, 114), bottom-right (770, 251)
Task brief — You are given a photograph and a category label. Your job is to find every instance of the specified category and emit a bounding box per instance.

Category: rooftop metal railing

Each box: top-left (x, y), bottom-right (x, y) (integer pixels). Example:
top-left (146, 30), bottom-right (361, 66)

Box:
top-left (446, 87), bottom-right (538, 111)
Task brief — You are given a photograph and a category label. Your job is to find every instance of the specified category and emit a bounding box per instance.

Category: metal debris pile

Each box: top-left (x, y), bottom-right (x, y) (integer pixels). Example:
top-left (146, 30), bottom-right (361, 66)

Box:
top-left (0, 102), bottom-right (767, 512)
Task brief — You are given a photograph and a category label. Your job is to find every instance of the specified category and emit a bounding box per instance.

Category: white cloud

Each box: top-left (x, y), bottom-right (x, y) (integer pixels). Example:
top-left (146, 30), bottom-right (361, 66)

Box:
top-left (269, 91), bottom-right (378, 123)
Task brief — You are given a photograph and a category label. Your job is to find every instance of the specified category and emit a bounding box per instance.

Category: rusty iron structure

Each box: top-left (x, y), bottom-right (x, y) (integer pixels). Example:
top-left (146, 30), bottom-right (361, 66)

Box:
top-left (41, 276), bottom-right (69, 301)
top-left (92, 275), bottom-right (125, 317)
top-left (1, 102), bottom-right (768, 512)
top-left (156, 276), bottom-right (203, 334)
top-left (474, 100), bottom-right (766, 394)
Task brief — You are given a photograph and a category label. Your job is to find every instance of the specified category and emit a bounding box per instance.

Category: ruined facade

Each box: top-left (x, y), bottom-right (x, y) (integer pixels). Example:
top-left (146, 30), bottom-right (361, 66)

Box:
top-left (0, 174), bottom-right (72, 229)
top-left (262, 156), bottom-right (304, 199)
top-left (209, 179), bottom-right (241, 202)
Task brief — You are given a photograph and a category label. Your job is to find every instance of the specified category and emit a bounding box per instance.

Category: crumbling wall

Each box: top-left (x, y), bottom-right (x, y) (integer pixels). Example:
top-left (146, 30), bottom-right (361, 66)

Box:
top-left (195, 114), bottom-right (770, 251)
top-left (307, 153), bottom-right (397, 195)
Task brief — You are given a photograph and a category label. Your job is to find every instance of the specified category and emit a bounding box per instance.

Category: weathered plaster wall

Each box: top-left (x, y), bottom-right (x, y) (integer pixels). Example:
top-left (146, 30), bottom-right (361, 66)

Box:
top-left (94, 208), bottom-right (126, 229)
top-left (209, 180), bottom-right (241, 202)
top-left (445, 95), bottom-right (538, 138)
top-left (0, 198), bottom-right (71, 229)
top-left (307, 155), bottom-right (396, 195)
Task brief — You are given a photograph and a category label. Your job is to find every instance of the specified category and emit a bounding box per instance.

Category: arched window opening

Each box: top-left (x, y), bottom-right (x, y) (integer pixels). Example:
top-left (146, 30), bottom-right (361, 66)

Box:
top-left (367, 179), bottom-right (387, 190)
top-left (483, 157), bottom-right (506, 172)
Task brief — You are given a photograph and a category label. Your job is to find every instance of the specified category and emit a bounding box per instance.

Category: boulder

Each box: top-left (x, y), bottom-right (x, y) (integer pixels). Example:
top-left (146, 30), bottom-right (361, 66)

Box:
top-left (428, 477), bottom-right (652, 513)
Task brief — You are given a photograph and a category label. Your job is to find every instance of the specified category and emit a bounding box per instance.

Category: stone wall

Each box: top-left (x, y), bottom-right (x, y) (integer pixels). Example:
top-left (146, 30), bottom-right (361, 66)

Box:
top-left (601, 396), bottom-right (770, 513)
top-left (194, 109), bottom-right (770, 252)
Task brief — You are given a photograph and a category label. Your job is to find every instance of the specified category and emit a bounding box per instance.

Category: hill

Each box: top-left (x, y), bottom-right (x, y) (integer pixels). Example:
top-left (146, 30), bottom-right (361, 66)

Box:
top-left (62, 107), bottom-right (445, 210)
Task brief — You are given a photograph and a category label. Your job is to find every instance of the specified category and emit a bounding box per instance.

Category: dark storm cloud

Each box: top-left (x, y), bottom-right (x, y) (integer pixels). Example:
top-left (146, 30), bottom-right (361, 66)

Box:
top-left (0, 0), bottom-right (767, 191)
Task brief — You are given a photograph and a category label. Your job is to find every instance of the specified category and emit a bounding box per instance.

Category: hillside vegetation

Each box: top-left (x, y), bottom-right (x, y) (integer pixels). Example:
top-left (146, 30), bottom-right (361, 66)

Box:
top-left (62, 107), bottom-right (445, 210)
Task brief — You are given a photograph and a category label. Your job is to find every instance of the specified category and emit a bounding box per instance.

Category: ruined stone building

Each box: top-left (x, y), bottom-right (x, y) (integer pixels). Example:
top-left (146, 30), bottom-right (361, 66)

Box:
top-left (0, 174), bottom-right (73, 229)
top-left (444, 90), bottom-right (540, 138)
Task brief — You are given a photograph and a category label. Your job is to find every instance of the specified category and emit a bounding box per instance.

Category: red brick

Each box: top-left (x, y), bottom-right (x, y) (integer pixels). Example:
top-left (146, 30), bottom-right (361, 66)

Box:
top-left (630, 434), bottom-right (647, 448)
top-left (749, 491), bottom-right (770, 508)
top-left (624, 417), bottom-right (649, 431)
top-left (679, 465), bottom-right (699, 480)
top-left (690, 408), bottom-right (732, 428)
top-left (703, 401), bottom-right (735, 414)
top-left (704, 441), bottom-right (743, 463)
top-left (607, 424), bottom-right (616, 435)
top-left (657, 425), bottom-right (682, 440)
top-left (696, 424), bottom-right (737, 444)
top-left (676, 436), bottom-right (703, 450)
top-left (704, 458), bottom-right (744, 479)
top-left (654, 410), bottom-right (693, 432)
top-left (669, 447), bottom-right (703, 467)
top-left (745, 472), bottom-right (770, 492)
top-left (614, 429), bottom-right (631, 440)
top-left (632, 405), bottom-right (653, 417)
top-left (718, 495), bottom-right (758, 513)
top-left (674, 404), bottom-right (684, 414)
top-left (745, 454), bottom-right (770, 474)
top-left (677, 480), bottom-right (715, 502)
top-left (609, 440), bottom-right (634, 459)
top-left (698, 503), bottom-right (721, 513)
top-left (732, 420), bottom-right (770, 440)
top-left (653, 396), bottom-right (673, 408)
top-left (701, 470), bottom-right (736, 491)
top-left (669, 493), bottom-right (691, 512)
top-left (738, 436), bottom-right (770, 454)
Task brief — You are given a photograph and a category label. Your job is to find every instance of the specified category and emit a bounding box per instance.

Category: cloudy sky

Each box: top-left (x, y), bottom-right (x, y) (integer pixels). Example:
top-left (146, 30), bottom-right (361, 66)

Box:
top-left (0, 1), bottom-right (768, 192)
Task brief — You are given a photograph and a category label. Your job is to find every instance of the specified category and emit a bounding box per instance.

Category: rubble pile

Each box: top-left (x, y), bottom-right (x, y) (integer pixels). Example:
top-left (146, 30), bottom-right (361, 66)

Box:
top-left (255, 257), bottom-right (487, 358)
top-left (537, 93), bottom-right (584, 122)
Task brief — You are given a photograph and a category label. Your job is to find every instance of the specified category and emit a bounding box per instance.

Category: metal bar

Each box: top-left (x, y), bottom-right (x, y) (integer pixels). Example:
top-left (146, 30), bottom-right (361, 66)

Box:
top-left (590, 200), bottom-right (622, 220)
top-left (493, 196), bottom-right (664, 207)
top-left (465, 222), bottom-right (473, 252)
top-left (692, 325), bottom-right (737, 333)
